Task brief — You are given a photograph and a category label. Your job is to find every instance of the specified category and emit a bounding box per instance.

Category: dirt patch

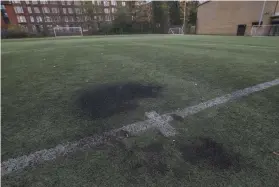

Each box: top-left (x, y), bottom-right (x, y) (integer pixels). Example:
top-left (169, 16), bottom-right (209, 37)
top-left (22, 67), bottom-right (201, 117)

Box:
top-left (178, 137), bottom-right (240, 170)
top-left (75, 82), bottom-right (162, 119)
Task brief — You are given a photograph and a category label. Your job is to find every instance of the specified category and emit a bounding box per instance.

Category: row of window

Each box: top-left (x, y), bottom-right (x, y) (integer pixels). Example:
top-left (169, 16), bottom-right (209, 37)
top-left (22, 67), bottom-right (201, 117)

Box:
top-left (17, 15), bottom-right (114, 23)
top-left (12, 1), bottom-right (125, 6)
top-left (14, 6), bottom-right (117, 14)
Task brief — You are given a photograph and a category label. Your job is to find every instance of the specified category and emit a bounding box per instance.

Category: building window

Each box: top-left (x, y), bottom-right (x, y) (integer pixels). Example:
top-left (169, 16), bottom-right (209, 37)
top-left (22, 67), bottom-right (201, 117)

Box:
top-left (74, 1), bottom-right (81, 5)
top-left (27, 7), bottom-right (32, 13)
top-left (25, 1), bottom-right (30, 4)
top-left (99, 16), bottom-right (102, 21)
top-left (93, 16), bottom-right (96, 20)
top-left (75, 8), bottom-right (82, 14)
top-left (104, 8), bottom-right (109, 14)
top-left (69, 16), bottom-right (74, 22)
top-left (63, 8), bottom-right (67, 14)
top-left (54, 16), bottom-right (61, 22)
top-left (122, 1), bottom-right (126, 6)
top-left (96, 1), bottom-right (101, 5)
top-left (30, 16), bottom-right (34, 22)
top-left (17, 15), bottom-right (26, 23)
top-left (67, 1), bottom-right (72, 5)
top-left (105, 15), bottom-right (110, 21)
top-left (45, 16), bottom-right (52, 22)
top-left (34, 7), bottom-right (40, 13)
top-left (111, 7), bottom-right (116, 13)
top-left (40, 0), bottom-right (48, 4)
top-left (61, 1), bottom-right (65, 5)
top-left (64, 16), bottom-right (68, 22)
top-left (111, 1), bottom-right (116, 6)
top-left (51, 8), bottom-right (59, 13)
top-left (104, 1), bottom-right (109, 6)
top-left (12, 0), bottom-right (20, 4)
top-left (68, 8), bottom-right (73, 14)
top-left (14, 6), bottom-right (24, 14)
top-left (50, 1), bottom-right (57, 4)
top-left (32, 1), bottom-right (38, 5)
top-left (42, 7), bottom-right (50, 13)
top-left (36, 16), bottom-right (42, 22)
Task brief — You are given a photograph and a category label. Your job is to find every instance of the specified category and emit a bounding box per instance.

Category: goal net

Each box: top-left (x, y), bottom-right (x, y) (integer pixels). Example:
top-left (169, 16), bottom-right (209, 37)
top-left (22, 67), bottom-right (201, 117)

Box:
top-left (53, 26), bottom-right (83, 37)
top-left (250, 25), bottom-right (279, 36)
top-left (168, 27), bottom-right (184, 34)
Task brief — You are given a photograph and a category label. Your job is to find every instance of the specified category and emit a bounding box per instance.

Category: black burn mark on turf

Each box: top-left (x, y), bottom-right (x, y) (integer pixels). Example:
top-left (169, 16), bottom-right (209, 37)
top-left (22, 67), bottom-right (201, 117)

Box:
top-left (177, 137), bottom-right (240, 171)
top-left (75, 82), bottom-right (162, 119)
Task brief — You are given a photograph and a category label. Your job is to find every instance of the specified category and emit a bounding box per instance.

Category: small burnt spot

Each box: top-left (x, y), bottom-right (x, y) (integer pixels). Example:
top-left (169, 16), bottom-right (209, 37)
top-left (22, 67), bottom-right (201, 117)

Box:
top-left (178, 137), bottom-right (240, 171)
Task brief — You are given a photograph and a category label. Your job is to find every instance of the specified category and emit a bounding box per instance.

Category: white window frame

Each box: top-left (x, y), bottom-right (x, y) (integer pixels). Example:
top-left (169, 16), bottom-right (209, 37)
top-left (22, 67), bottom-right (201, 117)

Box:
top-left (67, 1), bottom-right (72, 5)
top-left (40, 0), bottom-right (48, 5)
top-left (12, 0), bottom-right (20, 4)
top-left (74, 1), bottom-right (81, 5)
top-left (68, 8), bottom-right (73, 14)
top-left (42, 7), bottom-right (50, 13)
top-left (32, 1), bottom-right (38, 5)
top-left (36, 16), bottom-right (43, 22)
top-left (45, 16), bottom-right (52, 22)
top-left (17, 15), bottom-right (26, 23)
top-left (51, 7), bottom-right (59, 14)
top-left (27, 7), bottom-right (32, 13)
top-left (30, 16), bottom-right (34, 22)
top-left (14, 6), bottom-right (24, 14)
top-left (122, 1), bottom-right (126, 6)
top-left (103, 1), bottom-right (109, 6)
top-left (104, 8), bottom-right (109, 14)
top-left (34, 7), bottom-right (40, 13)
top-left (111, 1), bottom-right (116, 6)
top-left (25, 1), bottom-right (30, 4)
top-left (63, 8), bottom-right (67, 14)
top-left (64, 16), bottom-right (69, 22)
top-left (75, 8), bottom-right (82, 14)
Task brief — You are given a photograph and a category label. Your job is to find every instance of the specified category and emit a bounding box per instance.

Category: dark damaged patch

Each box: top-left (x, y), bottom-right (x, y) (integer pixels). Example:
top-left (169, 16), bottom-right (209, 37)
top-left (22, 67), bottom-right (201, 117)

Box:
top-left (119, 142), bottom-right (169, 176)
top-left (178, 137), bottom-right (240, 171)
top-left (75, 82), bottom-right (162, 119)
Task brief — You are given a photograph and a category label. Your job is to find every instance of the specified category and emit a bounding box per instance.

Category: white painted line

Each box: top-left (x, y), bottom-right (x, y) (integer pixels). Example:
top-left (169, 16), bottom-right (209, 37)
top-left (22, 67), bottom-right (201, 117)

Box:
top-left (2, 78), bottom-right (279, 176)
top-left (145, 111), bottom-right (176, 137)
top-left (169, 78), bottom-right (279, 118)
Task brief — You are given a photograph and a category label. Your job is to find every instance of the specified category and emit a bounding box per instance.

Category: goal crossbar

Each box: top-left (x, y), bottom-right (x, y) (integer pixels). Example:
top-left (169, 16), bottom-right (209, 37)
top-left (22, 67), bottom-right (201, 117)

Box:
top-left (53, 26), bottom-right (83, 37)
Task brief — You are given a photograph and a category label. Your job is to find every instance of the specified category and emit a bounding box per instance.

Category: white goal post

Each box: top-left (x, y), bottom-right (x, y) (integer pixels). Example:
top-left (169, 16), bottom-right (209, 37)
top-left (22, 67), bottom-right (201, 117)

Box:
top-left (168, 27), bottom-right (184, 34)
top-left (53, 26), bottom-right (83, 37)
top-left (250, 25), bottom-right (279, 36)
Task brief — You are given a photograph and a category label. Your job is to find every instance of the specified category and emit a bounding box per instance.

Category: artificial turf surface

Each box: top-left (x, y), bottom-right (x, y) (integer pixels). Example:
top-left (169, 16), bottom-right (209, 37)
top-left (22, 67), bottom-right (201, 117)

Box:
top-left (1, 35), bottom-right (279, 186)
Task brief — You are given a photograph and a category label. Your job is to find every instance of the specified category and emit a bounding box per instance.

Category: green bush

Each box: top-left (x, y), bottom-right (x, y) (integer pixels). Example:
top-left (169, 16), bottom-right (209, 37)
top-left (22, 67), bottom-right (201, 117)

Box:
top-left (2, 25), bottom-right (28, 39)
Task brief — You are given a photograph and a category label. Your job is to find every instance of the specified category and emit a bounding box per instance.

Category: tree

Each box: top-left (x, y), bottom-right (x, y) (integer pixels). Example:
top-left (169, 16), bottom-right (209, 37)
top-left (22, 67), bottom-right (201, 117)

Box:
top-left (168, 1), bottom-right (181, 26)
top-left (82, 1), bottom-right (102, 34)
top-left (152, 1), bottom-right (169, 33)
top-left (112, 7), bottom-right (132, 34)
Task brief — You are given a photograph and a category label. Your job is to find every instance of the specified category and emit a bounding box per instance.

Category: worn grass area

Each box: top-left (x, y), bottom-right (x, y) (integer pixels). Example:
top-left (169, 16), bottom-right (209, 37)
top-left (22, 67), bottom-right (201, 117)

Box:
top-left (2, 35), bottom-right (279, 186)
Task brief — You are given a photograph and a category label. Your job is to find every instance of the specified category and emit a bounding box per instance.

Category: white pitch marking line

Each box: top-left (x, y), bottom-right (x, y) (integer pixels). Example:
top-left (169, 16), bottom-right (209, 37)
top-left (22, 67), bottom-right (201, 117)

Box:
top-left (2, 78), bottom-right (279, 176)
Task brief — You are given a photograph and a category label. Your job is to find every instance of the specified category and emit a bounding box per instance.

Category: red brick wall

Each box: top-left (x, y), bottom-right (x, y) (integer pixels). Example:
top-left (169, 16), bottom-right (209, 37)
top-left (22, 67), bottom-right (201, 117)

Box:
top-left (1, 4), bottom-right (18, 29)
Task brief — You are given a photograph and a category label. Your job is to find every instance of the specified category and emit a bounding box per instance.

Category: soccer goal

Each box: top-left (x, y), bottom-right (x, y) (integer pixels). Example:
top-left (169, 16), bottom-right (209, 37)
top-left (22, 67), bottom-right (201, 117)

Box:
top-left (250, 25), bottom-right (279, 36)
top-left (53, 26), bottom-right (83, 37)
top-left (168, 27), bottom-right (184, 34)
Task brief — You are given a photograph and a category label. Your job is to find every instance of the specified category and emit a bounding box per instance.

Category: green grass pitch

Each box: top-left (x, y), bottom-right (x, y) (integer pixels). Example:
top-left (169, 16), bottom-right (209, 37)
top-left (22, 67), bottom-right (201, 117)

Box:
top-left (2, 35), bottom-right (279, 186)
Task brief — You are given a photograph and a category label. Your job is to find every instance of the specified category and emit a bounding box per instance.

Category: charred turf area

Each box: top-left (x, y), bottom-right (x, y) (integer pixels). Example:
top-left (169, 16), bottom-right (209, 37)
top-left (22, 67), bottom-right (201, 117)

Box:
top-left (75, 82), bottom-right (163, 119)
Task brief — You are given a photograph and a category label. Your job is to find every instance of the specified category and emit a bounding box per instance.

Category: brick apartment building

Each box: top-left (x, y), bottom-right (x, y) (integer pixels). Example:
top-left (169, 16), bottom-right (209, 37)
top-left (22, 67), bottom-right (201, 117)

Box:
top-left (1, 1), bottom-right (18, 29)
top-left (197, 1), bottom-right (279, 36)
top-left (1, 0), bottom-right (129, 35)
